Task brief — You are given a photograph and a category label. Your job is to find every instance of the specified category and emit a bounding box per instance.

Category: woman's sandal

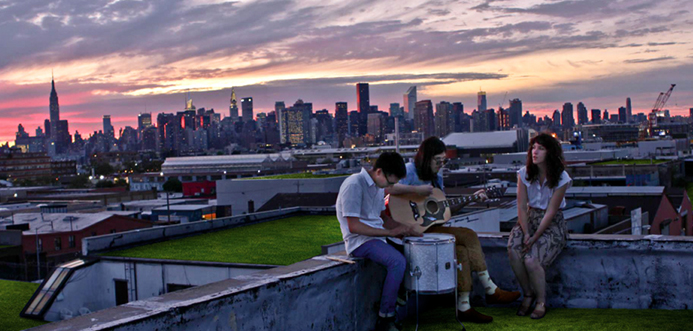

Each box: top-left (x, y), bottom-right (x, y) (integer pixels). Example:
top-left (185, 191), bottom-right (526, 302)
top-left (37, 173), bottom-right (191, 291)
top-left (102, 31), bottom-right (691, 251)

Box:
top-left (516, 296), bottom-right (535, 316)
top-left (530, 302), bottom-right (547, 319)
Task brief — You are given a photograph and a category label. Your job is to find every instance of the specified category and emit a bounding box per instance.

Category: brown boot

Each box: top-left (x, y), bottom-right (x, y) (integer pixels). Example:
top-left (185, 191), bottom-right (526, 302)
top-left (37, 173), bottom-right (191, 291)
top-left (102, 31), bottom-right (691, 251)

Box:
top-left (486, 287), bottom-right (521, 305)
top-left (457, 307), bottom-right (493, 323)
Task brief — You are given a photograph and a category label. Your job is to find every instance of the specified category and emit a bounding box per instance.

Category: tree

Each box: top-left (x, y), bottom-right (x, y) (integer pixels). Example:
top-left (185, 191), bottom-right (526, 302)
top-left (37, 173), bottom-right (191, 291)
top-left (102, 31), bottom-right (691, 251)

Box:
top-left (68, 175), bottom-right (90, 188)
top-left (93, 162), bottom-right (114, 176)
top-left (163, 178), bottom-right (183, 192)
top-left (95, 180), bottom-right (115, 188)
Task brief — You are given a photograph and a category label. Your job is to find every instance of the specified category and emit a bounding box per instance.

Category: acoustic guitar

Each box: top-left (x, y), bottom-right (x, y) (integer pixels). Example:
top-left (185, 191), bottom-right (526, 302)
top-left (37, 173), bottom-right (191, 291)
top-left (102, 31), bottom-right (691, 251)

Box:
top-left (386, 187), bottom-right (504, 232)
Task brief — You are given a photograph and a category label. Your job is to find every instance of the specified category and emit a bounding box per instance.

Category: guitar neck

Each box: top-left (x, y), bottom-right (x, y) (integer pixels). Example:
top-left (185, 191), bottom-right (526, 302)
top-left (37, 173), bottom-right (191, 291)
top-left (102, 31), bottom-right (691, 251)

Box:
top-left (443, 194), bottom-right (482, 208)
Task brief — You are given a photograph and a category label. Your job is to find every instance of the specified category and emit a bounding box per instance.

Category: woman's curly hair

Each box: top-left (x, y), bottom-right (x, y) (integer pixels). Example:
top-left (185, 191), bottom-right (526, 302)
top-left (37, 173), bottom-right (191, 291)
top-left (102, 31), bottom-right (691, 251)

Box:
top-left (525, 133), bottom-right (565, 188)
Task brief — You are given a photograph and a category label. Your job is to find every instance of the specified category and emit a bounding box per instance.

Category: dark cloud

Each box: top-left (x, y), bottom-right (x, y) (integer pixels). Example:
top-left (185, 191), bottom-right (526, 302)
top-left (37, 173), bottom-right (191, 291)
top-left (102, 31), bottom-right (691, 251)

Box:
top-left (648, 42), bottom-right (678, 46)
top-left (624, 56), bottom-right (675, 63)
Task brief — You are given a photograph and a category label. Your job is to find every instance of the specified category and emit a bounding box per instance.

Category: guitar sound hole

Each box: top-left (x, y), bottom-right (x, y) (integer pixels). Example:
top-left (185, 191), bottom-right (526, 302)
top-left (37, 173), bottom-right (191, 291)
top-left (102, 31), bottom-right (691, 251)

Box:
top-left (426, 200), bottom-right (439, 214)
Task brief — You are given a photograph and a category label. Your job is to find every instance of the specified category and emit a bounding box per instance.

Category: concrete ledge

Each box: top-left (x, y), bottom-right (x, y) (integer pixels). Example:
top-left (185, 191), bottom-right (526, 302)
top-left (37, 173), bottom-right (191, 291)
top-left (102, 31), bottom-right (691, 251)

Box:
top-left (29, 255), bottom-right (386, 331)
top-left (475, 232), bottom-right (693, 310)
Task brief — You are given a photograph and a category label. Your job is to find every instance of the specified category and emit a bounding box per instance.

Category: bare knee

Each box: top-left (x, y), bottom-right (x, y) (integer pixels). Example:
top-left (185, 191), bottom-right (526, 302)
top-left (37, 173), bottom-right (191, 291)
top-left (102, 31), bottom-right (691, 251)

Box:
top-left (523, 257), bottom-right (542, 271)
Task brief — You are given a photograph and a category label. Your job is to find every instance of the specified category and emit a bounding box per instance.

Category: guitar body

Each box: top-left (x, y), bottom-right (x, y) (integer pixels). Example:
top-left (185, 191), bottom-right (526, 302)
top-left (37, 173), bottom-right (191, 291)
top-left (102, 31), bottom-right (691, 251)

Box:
top-left (387, 188), bottom-right (451, 232)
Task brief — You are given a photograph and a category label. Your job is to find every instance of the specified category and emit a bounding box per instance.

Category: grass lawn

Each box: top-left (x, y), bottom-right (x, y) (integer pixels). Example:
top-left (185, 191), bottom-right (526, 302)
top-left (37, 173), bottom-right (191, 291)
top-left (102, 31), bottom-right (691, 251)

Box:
top-left (103, 215), bottom-right (343, 265)
top-left (241, 173), bottom-right (347, 180)
top-left (0, 279), bottom-right (48, 331)
top-left (593, 159), bottom-right (665, 165)
top-left (0, 245), bottom-right (14, 249)
top-left (403, 306), bottom-right (693, 331)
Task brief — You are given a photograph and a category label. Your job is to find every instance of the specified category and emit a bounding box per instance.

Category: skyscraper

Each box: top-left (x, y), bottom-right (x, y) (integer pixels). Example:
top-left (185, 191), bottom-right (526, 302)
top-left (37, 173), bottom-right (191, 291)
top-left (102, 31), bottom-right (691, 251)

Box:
top-left (452, 102), bottom-right (464, 132)
top-left (477, 91), bottom-right (487, 112)
top-left (626, 98), bottom-right (632, 123)
top-left (229, 87), bottom-right (239, 122)
top-left (103, 115), bottom-right (114, 138)
top-left (552, 110), bottom-right (561, 127)
top-left (414, 100), bottom-right (434, 138)
top-left (591, 109), bottom-right (601, 124)
top-left (404, 86), bottom-right (416, 120)
top-left (618, 107), bottom-right (627, 123)
top-left (509, 99), bottom-right (522, 128)
top-left (389, 103), bottom-right (402, 117)
top-left (561, 102), bottom-right (574, 128)
top-left (276, 101), bottom-right (286, 144)
top-left (577, 102), bottom-right (588, 125)
top-left (435, 101), bottom-right (454, 137)
top-left (49, 77), bottom-right (60, 144)
top-left (241, 97), bottom-right (253, 122)
top-left (356, 83), bottom-right (370, 114)
top-left (335, 102), bottom-right (348, 147)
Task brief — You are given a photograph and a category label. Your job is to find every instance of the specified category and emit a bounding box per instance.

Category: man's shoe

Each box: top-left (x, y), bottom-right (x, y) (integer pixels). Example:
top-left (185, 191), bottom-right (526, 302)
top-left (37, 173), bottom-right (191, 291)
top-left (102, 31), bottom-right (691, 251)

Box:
top-left (457, 307), bottom-right (493, 323)
top-left (486, 287), bottom-right (521, 305)
top-left (396, 289), bottom-right (408, 307)
top-left (375, 316), bottom-right (401, 331)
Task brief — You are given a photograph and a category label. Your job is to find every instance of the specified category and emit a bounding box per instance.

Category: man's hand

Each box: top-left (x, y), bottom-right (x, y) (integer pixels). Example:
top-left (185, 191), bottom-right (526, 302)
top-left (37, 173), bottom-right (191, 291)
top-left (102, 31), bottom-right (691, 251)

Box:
top-left (415, 184), bottom-right (434, 196)
top-left (389, 224), bottom-right (423, 238)
top-left (474, 189), bottom-right (488, 201)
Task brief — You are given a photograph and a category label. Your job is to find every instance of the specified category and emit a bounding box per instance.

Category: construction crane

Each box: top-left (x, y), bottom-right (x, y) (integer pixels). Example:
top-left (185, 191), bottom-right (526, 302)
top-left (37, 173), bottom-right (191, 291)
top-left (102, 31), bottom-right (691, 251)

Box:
top-left (648, 84), bottom-right (676, 137)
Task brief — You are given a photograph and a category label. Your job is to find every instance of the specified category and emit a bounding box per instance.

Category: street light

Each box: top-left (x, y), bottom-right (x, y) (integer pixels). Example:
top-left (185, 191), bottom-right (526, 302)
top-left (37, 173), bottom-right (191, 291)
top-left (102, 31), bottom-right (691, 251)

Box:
top-left (35, 222), bottom-right (53, 280)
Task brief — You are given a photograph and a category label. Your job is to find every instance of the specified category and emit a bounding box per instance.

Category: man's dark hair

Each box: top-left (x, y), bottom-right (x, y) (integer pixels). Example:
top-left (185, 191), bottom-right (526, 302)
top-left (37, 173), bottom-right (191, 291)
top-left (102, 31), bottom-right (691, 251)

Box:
top-left (374, 152), bottom-right (406, 179)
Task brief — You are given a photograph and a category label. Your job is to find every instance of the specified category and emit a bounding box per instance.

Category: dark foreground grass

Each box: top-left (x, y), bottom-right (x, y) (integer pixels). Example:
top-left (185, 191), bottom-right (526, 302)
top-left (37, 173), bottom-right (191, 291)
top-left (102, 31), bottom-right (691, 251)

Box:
top-left (103, 215), bottom-right (342, 265)
top-left (403, 306), bottom-right (693, 331)
top-left (0, 279), bottom-right (47, 331)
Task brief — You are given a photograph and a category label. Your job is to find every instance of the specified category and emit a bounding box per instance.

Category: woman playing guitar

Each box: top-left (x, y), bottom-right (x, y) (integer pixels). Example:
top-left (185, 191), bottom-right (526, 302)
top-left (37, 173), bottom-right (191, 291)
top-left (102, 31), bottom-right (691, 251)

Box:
top-left (386, 136), bottom-right (520, 324)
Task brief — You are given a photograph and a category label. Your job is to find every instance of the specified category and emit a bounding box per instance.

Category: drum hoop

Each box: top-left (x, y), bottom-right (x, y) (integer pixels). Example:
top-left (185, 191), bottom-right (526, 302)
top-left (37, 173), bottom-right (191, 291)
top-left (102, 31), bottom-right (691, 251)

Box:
top-left (411, 288), bottom-right (456, 295)
top-left (404, 238), bottom-right (455, 245)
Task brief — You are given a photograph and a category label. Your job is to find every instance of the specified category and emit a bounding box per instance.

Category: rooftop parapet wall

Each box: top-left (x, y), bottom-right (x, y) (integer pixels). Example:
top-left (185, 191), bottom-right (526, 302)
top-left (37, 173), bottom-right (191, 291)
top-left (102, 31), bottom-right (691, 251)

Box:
top-left (29, 256), bottom-right (385, 331)
top-left (477, 233), bottom-right (693, 310)
top-left (30, 233), bottom-right (693, 330)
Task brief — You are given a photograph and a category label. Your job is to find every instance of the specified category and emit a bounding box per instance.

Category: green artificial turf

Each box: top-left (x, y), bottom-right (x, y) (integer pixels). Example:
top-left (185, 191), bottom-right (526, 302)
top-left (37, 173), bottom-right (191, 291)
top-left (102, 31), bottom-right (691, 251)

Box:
top-left (241, 173), bottom-right (347, 180)
top-left (0, 245), bottom-right (13, 249)
top-left (592, 159), bottom-right (665, 165)
top-left (0, 279), bottom-right (48, 331)
top-left (103, 215), bottom-right (343, 265)
top-left (402, 306), bottom-right (693, 331)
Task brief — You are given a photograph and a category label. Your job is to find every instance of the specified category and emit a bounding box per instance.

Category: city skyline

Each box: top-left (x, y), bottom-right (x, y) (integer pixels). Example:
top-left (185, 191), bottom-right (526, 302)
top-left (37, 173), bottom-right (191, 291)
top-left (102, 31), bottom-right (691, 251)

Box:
top-left (1, 0), bottom-right (692, 144)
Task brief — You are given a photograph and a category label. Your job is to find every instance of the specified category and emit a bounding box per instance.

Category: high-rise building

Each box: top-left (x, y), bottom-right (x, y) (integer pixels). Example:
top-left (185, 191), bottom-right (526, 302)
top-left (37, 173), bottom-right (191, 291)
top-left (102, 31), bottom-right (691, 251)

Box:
top-left (315, 109), bottom-right (333, 143)
top-left (367, 112), bottom-right (384, 142)
top-left (103, 115), bottom-right (114, 138)
top-left (241, 97), bottom-right (253, 122)
top-left (618, 107), bottom-right (627, 123)
top-left (603, 109), bottom-right (610, 121)
top-left (591, 109), bottom-right (601, 124)
top-left (49, 77), bottom-right (60, 144)
top-left (577, 102), bottom-right (588, 125)
top-left (509, 99), bottom-right (522, 128)
top-left (229, 87), bottom-right (239, 122)
top-left (486, 108), bottom-right (496, 132)
top-left (561, 102), bottom-right (574, 128)
top-left (435, 102), bottom-right (454, 137)
top-left (389, 103), bottom-right (402, 117)
top-left (335, 102), bottom-right (349, 147)
top-left (552, 110), bottom-right (561, 127)
top-left (414, 100), bottom-right (434, 138)
top-left (477, 91), bottom-right (487, 112)
top-left (404, 86), bottom-right (416, 120)
top-left (356, 83), bottom-right (370, 114)
top-left (349, 111), bottom-right (360, 139)
top-left (626, 98), bottom-right (632, 123)
top-left (276, 101), bottom-right (287, 144)
top-left (452, 102), bottom-right (464, 132)
top-left (138, 113), bottom-right (152, 131)
top-left (282, 99), bottom-right (313, 145)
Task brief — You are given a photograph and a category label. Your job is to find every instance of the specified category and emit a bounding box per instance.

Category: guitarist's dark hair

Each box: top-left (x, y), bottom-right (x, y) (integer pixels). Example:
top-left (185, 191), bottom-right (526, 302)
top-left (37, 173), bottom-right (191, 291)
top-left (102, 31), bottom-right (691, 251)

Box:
top-left (525, 133), bottom-right (565, 188)
top-left (374, 152), bottom-right (407, 179)
top-left (415, 136), bottom-right (447, 182)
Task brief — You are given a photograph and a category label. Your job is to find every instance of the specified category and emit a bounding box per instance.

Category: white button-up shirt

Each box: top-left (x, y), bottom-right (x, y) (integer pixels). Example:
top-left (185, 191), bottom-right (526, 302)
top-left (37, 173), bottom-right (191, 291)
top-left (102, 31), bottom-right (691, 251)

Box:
top-left (336, 168), bottom-right (387, 254)
top-left (517, 166), bottom-right (572, 210)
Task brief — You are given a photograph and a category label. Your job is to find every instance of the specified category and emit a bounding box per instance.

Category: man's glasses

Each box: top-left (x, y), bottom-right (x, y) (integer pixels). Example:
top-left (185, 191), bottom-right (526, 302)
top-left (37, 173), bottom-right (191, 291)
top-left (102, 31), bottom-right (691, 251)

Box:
top-left (384, 174), bottom-right (398, 186)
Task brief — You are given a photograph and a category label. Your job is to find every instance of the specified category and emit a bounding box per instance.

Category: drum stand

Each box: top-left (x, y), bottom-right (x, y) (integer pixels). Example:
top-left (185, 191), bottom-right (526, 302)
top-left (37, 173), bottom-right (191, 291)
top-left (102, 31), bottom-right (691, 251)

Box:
top-left (409, 262), bottom-right (466, 331)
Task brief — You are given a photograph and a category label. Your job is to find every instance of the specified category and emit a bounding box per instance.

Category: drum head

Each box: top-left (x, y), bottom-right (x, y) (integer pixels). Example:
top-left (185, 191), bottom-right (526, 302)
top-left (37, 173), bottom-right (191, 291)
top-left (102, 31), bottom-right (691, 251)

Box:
top-left (404, 232), bottom-right (454, 244)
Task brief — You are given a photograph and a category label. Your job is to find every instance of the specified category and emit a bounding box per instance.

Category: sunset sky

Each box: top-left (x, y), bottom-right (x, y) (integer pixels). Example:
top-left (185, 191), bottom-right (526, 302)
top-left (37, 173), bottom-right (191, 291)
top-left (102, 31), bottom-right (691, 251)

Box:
top-left (1, 0), bottom-right (692, 144)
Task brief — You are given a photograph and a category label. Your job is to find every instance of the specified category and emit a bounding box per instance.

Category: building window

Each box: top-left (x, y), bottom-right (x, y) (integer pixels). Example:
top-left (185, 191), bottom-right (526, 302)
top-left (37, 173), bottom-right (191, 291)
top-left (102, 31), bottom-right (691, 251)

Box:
top-left (68, 235), bottom-right (75, 248)
top-left (55, 237), bottom-right (61, 251)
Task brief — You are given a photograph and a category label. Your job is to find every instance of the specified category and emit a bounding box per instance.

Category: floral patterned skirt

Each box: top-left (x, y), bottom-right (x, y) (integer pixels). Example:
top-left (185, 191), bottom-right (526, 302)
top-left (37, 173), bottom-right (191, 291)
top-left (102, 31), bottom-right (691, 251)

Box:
top-left (508, 207), bottom-right (567, 268)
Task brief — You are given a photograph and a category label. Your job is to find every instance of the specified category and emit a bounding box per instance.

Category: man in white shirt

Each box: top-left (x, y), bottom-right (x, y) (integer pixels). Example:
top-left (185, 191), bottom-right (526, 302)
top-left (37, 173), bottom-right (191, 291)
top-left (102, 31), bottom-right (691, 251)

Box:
top-left (336, 152), bottom-right (419, 331)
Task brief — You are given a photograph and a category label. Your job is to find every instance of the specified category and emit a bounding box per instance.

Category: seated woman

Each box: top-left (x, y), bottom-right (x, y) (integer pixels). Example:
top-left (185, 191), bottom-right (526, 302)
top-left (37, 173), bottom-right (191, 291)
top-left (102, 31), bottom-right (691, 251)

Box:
top-left (508, 133), bottom-right (571, 319)
top-left (386, 136), bottom-right (520, 324)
